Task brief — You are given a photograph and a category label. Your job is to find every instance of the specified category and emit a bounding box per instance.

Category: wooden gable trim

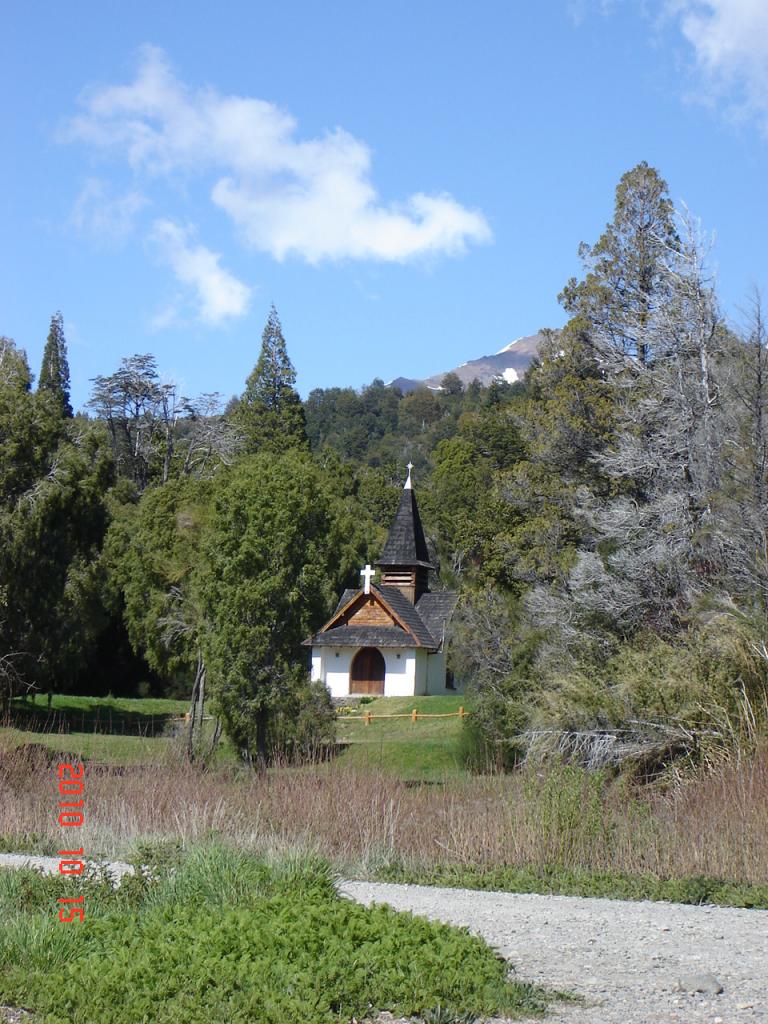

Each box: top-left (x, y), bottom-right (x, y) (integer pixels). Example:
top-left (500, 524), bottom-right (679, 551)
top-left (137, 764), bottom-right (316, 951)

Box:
top-left (318, 590), bottom-right (367, 633)
top-left (317, 588), bottom-right (422, 644)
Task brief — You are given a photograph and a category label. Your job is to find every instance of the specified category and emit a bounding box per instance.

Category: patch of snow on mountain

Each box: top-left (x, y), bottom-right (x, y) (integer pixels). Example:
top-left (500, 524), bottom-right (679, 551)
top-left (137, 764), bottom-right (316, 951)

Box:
top-left (496, 337), bottom-right (523, 355)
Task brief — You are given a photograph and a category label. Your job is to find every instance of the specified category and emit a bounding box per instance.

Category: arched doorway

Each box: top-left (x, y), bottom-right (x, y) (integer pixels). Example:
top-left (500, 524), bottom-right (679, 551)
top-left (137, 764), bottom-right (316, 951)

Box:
top-left (350, 647), bottom-right (386, 695)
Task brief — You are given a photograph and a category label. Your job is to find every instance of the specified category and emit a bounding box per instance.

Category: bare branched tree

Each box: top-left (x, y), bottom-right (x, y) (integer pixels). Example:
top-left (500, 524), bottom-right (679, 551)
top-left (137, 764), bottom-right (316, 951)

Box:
top-left (718, 290), bottom-right (768, 608)
top-left (157, 585), bottom-right (213, 762)
top-left (88, 355), bottom-right (191, 489)
top-left (0, 641), bottom-right (29, 715)
top-left (180, 393), bottom-right (243, 478)
top-left (528, 213), bottom-right (732, 649)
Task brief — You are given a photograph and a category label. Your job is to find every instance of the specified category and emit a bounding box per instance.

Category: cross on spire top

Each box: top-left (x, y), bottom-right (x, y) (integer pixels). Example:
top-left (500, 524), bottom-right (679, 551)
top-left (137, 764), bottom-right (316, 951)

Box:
top-left (360, 563), bottom-right (376, 594)
top-left (404, 462), bottom-right (414, 490)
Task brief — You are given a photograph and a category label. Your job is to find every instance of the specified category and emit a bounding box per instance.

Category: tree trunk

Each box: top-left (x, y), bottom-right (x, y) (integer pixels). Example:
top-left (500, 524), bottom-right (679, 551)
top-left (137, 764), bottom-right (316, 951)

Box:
top-left (162, 422), bottom-right (173, 485)
top-left (208, 717), bottom-right (223, 760)
top-left (198, 666), bottom-right (205, 730)
top-left (186, 651), bottom-right (204, 763)
top-left (255, 706), bottom-right (269, 773)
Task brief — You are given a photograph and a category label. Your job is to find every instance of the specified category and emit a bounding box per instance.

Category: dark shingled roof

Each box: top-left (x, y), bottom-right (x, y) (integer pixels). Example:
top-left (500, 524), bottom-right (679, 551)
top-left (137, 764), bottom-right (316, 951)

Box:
top-left (306, 626), bottom-right (423, 648)
top-left (372, 584), bottom-right (435, 647)
top-left (415, 591), bottom-right (459, 644)
top-left (377, 487), bottom-right (433, 568)
top-left (332, 589), bottom-right (358, 617)
top-left (306, 483), bottom-right (458, 651)
top-left (306, 584), bottom-right (457, 650)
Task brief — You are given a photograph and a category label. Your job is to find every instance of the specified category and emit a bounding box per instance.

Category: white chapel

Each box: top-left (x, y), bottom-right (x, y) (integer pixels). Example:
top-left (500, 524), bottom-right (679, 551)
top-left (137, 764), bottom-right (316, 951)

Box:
top-left (305, 466), bottom-right (459, 698)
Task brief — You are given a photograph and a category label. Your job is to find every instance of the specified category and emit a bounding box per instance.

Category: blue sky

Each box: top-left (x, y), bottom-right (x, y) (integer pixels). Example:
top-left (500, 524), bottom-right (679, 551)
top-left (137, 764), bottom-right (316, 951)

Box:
top-left (2, 1), bottom-right (767, 411)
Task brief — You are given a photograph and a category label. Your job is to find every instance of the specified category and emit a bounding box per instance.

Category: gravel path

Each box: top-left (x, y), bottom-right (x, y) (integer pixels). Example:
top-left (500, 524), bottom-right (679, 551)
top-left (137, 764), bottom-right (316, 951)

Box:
top-left (2, 856), bottom-right (765, 1023)
top-left (0, 853), bottom-right (135, 883)
top-left (343, 881), bottom-right (768, 1024)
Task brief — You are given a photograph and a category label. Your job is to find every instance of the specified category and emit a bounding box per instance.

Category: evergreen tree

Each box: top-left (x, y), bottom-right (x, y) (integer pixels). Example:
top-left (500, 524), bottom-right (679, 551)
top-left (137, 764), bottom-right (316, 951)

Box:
top-left (495, 166), bottom-right (680, 598)
top-left (38, 312), bottom-right (73, 417)
top-left (236, 306), bottom-right (307, 453)
top-left (1, 336), bottom-right (33, 392)
top-left (559, 161), bottom-right (680, 366)
top-left (106, 476), bottom-right (214, 757)
top-left (201, 450), bottom-right (366, 766)
top-left (0, 349), bottom-right (113, 702)
top-left (440, 372), bottom-right (464, 396)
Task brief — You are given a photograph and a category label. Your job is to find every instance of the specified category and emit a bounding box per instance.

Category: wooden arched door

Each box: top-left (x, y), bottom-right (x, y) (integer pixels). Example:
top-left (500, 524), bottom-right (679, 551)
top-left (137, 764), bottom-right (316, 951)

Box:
top-left (350, 647), bottom-right (386, 695)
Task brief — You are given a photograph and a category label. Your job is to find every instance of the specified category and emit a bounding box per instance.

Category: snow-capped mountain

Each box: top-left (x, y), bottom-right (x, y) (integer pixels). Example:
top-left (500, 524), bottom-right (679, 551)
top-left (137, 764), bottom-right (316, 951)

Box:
top-left (388, 333), bottom-right (543, 394)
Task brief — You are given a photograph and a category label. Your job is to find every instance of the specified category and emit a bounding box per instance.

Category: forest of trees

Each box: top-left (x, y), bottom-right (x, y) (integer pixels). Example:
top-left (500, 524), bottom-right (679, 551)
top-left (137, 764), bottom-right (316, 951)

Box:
top-left (2, 162), bottom-right (767, 767)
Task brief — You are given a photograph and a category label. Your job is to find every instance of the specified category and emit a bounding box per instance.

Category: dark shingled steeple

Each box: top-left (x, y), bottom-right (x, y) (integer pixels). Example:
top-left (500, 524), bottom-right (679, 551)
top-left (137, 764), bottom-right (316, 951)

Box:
top-left (377, 487), bottom-right (433, 569)
top-left (376, 467), bottom-right (432, 602)
top-left (304, 463), bottom-right (458, 651)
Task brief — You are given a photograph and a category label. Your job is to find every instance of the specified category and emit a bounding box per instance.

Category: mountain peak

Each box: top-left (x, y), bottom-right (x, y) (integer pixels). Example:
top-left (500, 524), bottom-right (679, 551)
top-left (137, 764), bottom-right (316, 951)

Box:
top-left (389, 332), bottom-right (544, 394)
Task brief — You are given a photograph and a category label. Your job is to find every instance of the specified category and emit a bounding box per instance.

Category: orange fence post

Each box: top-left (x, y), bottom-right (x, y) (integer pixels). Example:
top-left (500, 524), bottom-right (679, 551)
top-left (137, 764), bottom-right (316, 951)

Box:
top-left (411, 708), bottom-right (418, 723)
top-left (364, 711), bottom-right (372, 726)
top-left (458, 706), bottom-right (465, 720)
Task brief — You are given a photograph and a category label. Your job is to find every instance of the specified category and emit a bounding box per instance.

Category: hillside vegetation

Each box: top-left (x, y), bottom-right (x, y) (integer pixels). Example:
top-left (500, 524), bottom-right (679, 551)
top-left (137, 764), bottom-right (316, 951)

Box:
top-left (2, 162), bottom-right (768, 775)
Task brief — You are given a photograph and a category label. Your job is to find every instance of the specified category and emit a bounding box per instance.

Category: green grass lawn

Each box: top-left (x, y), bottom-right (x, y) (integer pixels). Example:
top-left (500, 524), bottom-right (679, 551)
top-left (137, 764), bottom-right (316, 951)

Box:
top-left (335, 695), bottom-right (473, 781)
top-left (0, 725), bottom-right (182, 765)
top-left (9, 693), bottom-right (189, 735)
top-left (2, 693), bottom-right (473, 779)
top-left (2, 694), bottom-right (212, 766)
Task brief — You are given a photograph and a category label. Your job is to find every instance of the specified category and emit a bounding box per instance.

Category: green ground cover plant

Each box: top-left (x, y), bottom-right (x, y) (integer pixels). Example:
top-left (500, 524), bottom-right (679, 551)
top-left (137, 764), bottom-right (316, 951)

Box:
top-left (0, 845), bottom-right (551, 1024)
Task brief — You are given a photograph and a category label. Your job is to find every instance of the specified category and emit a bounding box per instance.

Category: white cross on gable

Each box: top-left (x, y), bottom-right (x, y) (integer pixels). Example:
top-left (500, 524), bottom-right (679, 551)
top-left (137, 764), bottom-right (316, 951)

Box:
top-left (405, 462), bottom-right (414, 489)
top-left (360, 563), bottom-right (376, 594)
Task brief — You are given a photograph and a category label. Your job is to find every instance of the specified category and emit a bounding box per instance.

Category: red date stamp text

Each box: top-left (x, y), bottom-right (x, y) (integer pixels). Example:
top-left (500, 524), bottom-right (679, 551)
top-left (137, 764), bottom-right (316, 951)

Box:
top-left (56, 762), bottom-right (86, 923)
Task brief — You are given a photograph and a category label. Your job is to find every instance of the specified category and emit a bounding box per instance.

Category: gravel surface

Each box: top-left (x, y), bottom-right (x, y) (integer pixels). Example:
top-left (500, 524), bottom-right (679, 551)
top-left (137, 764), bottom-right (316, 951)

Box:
top-left (2, 856), bottom-right (765, 1023)
top-left (342, 881), bottom-right (768, 1024)
top-left (0, 853), bottom-right (135, 883)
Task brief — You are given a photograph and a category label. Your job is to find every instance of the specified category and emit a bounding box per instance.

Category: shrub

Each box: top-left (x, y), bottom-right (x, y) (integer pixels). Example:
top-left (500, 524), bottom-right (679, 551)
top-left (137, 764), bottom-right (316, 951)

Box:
top-left (269, 676), bottom-right (337, 761)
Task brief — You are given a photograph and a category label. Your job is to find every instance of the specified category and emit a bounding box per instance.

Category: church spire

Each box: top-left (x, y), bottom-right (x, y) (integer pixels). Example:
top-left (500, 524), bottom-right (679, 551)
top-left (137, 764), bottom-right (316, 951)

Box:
top-left (376, 464), bottom-right (432, 602)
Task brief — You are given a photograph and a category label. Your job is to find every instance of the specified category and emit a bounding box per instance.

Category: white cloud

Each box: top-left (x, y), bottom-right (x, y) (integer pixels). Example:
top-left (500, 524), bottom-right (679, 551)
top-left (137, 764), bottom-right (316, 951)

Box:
top-left (149, 299), bottom-right (183, 332)
top-left (567, 0), bottom-right (617, 27)
top-left (670, 1), bottom-right (768, 128)
top-left (150, 219), bottom-right (252, 325)
top-left (72, 178), bottom-right (148, 242)
top-left (65, 45), bottom-right (491, 264)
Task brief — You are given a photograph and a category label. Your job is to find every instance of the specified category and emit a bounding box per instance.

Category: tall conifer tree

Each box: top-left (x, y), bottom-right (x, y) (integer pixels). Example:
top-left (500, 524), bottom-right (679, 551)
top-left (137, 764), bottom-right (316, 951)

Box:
top-left (559, 161), bottom-right (679, 366)
top-left (38, 311), bottom-right (73, 417)
top-left (236, 305), bottom-right (307, 453)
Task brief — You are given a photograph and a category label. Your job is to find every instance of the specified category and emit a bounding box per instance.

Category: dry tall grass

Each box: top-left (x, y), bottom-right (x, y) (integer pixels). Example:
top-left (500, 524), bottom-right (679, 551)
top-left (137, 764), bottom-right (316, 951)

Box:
top-left (1, 738), bottom-right (766, 884)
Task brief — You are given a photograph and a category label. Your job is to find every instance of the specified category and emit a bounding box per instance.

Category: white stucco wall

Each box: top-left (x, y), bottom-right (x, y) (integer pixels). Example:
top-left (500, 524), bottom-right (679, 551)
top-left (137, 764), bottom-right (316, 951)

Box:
top-left (312, 644), bottom-right (462, 698)
top-left (312, 647), bottom-right (354, 698)
top-left (312, 646), bottom-right (421, 698)
top-left (382, 649), bottom-right (418, 697)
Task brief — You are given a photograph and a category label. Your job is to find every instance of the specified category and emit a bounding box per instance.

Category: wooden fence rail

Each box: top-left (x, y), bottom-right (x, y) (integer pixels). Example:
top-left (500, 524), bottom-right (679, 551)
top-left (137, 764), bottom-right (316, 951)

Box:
top-left (337, 707), bottom-right (469, 725)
